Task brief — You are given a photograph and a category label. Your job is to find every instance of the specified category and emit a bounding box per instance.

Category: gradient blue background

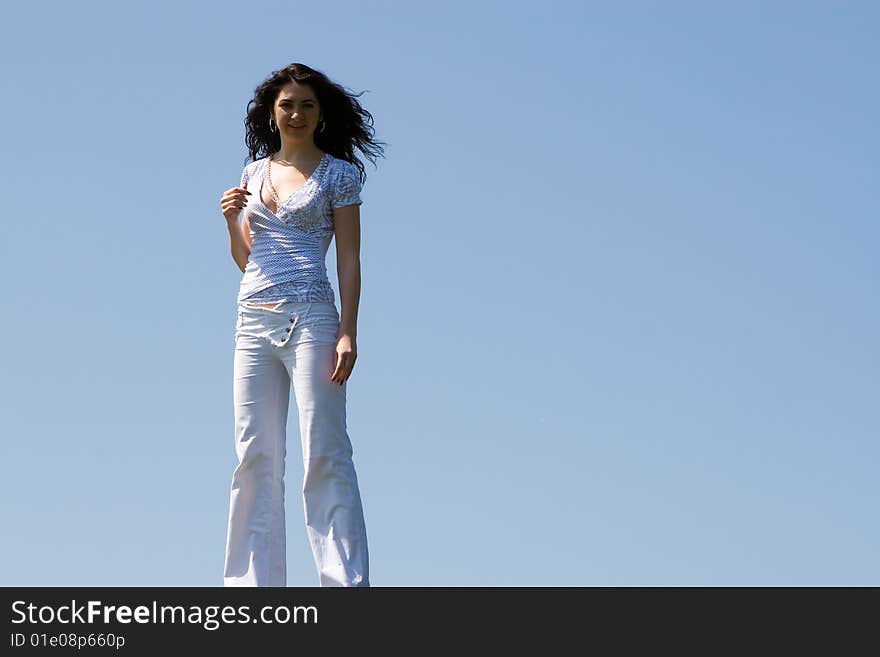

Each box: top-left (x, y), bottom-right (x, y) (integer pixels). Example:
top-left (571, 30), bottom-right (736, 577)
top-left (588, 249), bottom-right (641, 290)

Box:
top-left (1, 0), bottom-right (877, 586)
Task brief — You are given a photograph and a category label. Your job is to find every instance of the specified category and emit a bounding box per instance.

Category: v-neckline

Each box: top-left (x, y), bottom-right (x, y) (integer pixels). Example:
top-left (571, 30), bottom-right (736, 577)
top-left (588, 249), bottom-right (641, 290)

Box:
top-left (258, 152), bottom-right (328, 217)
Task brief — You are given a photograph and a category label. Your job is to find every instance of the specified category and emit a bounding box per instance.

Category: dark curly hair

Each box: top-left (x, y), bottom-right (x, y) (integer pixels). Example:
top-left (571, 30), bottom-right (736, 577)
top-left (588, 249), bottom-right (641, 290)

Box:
top-left (242, 63), bottom-right (385, 185)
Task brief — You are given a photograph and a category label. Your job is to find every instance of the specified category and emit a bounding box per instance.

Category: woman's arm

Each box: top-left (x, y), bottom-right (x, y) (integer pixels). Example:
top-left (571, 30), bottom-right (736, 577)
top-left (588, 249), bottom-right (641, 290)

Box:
top-left (334, 204), bottom-right (361, 337)
top-left (227, 215), bottom-right (252, 273)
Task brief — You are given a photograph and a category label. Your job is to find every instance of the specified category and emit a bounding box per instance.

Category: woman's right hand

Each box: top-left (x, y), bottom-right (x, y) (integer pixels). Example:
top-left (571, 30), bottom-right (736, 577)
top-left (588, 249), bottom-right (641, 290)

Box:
top-left (220, 180), bottom-right (252, 223)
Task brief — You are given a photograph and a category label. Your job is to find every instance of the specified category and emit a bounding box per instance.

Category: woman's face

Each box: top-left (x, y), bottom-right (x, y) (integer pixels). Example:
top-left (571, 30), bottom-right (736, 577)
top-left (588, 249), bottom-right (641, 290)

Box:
top-left (271, 81), bottom-right (321, 143)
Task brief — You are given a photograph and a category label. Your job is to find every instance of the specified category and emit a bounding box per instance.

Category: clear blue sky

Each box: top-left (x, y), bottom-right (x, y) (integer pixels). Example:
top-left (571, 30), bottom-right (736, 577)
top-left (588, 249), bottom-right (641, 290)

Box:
top-left (1, 0), bottom-right (877, 586)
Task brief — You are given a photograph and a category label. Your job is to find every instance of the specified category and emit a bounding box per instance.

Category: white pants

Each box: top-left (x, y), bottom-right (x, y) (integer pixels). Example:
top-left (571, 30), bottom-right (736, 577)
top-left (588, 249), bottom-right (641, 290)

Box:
top-left (224, 300), bottom-right (370, 587)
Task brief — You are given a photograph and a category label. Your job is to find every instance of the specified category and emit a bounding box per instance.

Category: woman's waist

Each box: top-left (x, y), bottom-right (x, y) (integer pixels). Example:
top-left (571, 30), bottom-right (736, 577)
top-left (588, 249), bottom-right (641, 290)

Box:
top-left (244, 279), bottom-right (332, 295)
top-left (239, 279), bottom-right (335, 305)
top-left (240, 262), bottom-right (330, 284)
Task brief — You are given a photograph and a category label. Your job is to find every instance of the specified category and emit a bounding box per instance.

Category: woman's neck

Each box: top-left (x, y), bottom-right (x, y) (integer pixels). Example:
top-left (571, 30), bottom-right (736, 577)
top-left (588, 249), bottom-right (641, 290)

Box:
top-left (273, 143), bottom-right (324, 165)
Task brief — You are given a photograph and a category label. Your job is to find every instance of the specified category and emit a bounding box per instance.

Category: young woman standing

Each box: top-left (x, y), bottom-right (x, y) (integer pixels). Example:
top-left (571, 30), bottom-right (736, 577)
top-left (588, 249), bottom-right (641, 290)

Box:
top-left (219, 63), bottom-right (384, 587)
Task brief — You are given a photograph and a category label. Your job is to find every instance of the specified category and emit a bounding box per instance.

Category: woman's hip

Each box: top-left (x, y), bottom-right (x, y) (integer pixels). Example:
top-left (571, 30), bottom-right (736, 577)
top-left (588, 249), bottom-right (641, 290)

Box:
top-left (235, 300), bottom-right (339, 347)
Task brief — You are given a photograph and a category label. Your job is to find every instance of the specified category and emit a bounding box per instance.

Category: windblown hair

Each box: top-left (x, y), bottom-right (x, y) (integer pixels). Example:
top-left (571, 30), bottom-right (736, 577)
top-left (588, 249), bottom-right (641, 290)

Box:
top-left (243, 63), bottom-right (385, 184)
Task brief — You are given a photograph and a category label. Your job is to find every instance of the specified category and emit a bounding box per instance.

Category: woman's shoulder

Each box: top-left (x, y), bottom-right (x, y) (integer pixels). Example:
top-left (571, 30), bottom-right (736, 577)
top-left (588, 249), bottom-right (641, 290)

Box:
top-left (245, 156), bottom-right (271, 172)
top-left (326, 153), bottom-right (359, 178)
top-left (241, 158), bottom-right (257, 178)
top-left (240, 157), bottom-right (270, 185)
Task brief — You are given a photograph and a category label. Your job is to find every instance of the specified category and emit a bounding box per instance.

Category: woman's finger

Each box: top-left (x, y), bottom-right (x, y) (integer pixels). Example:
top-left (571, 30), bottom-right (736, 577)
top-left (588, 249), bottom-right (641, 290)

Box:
top-left (331, 353), bottom-right (344, 382)
top-left (332, 353), bottom-right (356, 384)
top-left (221, 199), bottom-right (248, 213)
top-left (339, 355), bottom-right (356, 384)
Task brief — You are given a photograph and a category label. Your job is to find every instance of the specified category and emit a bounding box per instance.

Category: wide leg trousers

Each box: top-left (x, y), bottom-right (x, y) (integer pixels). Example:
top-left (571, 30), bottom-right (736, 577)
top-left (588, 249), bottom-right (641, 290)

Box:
top-left (224, 300), bottom-right (370, 587)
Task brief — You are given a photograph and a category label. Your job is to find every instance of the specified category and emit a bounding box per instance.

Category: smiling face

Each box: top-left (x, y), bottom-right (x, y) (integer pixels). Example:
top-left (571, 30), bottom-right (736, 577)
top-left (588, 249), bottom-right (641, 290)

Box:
top-left (271, 81), bottom-right (322, 142)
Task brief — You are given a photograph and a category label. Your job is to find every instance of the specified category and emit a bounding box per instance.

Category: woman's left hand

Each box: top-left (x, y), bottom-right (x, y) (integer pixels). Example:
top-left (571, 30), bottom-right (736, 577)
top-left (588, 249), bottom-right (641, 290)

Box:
top-left (331, 334), bottom-right (357, 385)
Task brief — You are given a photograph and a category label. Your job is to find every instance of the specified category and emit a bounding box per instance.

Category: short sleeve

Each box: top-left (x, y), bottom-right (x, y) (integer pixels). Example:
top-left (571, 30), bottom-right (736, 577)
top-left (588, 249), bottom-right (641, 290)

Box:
top-left (240, 163), bottom-right (250, 188)
top-left (332, 163), bottom-right (363, 209)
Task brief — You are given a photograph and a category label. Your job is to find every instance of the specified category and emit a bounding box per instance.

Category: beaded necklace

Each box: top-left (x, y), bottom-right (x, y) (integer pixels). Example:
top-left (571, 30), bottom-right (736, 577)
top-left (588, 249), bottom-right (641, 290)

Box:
top-left (266, 152), bottom-right (326, 213)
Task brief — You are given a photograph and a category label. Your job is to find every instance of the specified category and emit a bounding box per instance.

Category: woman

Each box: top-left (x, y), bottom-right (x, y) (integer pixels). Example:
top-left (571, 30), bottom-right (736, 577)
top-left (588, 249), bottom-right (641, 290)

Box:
top-left (219, 63), bottom-right (384, 587)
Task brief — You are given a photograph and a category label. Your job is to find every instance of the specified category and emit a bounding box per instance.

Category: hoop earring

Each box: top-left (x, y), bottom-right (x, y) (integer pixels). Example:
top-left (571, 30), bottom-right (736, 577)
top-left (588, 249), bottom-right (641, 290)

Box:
top-left (269, 118), bottom-right (277, 133)
top-left (319, 120), bottom-right (326, 133)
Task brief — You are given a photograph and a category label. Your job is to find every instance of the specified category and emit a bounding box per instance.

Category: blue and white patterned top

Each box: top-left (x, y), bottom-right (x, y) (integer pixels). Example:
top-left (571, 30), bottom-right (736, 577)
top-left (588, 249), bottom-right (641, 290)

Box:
top-left (236, 152), bottom-right (363, 306)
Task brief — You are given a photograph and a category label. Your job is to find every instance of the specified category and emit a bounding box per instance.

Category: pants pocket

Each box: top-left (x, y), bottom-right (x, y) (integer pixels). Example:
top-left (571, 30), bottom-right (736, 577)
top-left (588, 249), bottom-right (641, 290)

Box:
top-left (302, 303), bottom-right (340, 342)
top-left (234, 311), bottom-right (243, 341)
